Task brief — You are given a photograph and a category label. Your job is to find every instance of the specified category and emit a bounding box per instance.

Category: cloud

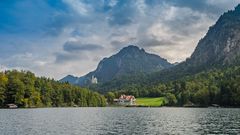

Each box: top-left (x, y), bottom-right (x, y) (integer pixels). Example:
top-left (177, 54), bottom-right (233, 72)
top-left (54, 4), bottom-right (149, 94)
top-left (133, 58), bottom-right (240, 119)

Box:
top-left (55, 52), bottom-right (88, 64)
top-left (63, 41), bottom-right (104, 52)
top-left (63, 0), bottom-right (89, 15)
top-left (1, 0), bottom-right (240, 79)
top-left (0, 52), bottom-right (51, 73)
top-left (55, 40), bottom-right (105, 64)
top-left (107, 0), bottom-right (139, 26)
top-left (206, 0), bottom-right (240, 11)
top-left (138, 37), bottom-right (175, 47)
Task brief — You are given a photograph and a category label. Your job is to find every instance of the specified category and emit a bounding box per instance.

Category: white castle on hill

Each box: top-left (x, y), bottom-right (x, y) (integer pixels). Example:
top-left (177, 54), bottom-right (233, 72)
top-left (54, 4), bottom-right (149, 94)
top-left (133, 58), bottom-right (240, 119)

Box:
top-left (91, 76), bottom-right (98, 84)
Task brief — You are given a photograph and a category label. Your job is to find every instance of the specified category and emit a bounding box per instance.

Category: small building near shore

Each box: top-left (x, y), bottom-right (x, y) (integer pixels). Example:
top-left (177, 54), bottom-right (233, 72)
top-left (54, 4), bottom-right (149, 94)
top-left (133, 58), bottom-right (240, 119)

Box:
top-left (114, 95), bottom-right (136, 106)
top-left (6, 104), bottom-right (18, 108)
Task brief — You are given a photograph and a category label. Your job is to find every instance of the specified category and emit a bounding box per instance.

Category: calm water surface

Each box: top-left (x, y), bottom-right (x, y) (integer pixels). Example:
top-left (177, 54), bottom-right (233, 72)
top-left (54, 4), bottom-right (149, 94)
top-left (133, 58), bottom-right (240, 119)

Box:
top-left (0, 107), bottom-right (240, 135)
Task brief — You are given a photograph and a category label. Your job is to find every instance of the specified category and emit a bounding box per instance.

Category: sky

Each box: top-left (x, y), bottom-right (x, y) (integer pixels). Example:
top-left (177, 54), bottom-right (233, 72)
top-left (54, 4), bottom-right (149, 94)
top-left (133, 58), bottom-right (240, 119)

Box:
top-left (0, 0), bottom-right (240, 79)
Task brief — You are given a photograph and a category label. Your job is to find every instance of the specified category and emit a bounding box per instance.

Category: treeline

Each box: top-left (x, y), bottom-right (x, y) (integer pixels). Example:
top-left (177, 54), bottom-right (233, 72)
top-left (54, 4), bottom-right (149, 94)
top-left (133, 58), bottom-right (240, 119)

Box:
top-left (0, 70), bottom-right (106, 108)
top-left (104, 66), bottom-right (240, 107)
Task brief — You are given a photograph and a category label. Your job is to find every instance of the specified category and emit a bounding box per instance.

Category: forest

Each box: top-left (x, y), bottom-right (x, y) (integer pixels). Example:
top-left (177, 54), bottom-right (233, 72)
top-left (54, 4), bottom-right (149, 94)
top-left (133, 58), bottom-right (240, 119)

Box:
top-left (0, 70), bottom-right (106, 108)
top-left (104, 66), bottom-right (240, 107)
top-left (1, 66), bottom-right (240, 108)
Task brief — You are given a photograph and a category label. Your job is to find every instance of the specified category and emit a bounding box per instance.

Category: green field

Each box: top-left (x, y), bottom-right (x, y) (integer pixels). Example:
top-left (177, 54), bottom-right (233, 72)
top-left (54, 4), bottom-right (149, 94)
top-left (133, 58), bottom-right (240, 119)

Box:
top-left (136, 97), bottom-right (166, 107)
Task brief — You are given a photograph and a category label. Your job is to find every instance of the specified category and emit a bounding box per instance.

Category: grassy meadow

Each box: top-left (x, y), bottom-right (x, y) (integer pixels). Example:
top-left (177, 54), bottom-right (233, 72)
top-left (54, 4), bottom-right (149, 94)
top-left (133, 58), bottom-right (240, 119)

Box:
top-left (136, 97), bottom-right (166, 107)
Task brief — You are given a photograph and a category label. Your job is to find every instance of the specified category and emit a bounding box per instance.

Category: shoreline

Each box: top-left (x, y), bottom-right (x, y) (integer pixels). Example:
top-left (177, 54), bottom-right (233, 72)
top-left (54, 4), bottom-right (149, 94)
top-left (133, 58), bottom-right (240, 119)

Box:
top-left (1, 106), bottom-right (240, 109)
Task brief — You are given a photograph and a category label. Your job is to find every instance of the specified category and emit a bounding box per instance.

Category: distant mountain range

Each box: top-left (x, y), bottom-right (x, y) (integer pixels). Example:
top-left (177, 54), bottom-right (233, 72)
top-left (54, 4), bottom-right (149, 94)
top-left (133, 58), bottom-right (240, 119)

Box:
top-left (60, 45), bottom-right (173, 86)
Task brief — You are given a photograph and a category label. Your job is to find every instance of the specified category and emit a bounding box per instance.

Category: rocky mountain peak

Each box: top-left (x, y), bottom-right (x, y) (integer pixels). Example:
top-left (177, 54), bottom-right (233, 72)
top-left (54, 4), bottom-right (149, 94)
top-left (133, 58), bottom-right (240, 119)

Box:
top-left (117, 45), bottom-right (145, 57)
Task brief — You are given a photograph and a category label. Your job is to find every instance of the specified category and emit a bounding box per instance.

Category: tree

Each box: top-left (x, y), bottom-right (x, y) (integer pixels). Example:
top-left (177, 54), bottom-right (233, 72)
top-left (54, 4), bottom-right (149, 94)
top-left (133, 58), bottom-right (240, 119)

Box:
top-left (0, 70), bottom-right (106, 108)
top-left (193, 87), bottom-right (209, 106)
top-left (0, 72), bottom-right (8, 106)
top-left (6, 76), bottom-right (25, 106)
top-left (165, 93), bottom-right (177, 106)
top-left (38, 81), bottom-right (52, 107)
top-left (106, 92), bottom-right (115, 104)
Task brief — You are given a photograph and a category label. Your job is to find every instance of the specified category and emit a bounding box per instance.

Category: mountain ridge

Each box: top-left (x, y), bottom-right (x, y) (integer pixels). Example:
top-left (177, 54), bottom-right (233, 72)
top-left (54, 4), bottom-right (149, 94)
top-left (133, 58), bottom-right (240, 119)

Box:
top-left (61, 45), bottom-right (173, 85)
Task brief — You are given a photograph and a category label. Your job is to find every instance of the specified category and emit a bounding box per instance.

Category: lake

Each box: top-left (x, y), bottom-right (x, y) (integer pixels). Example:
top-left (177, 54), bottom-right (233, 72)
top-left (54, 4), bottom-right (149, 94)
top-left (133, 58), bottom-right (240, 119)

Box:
top-left (0, 107), bottom-right (240, 135)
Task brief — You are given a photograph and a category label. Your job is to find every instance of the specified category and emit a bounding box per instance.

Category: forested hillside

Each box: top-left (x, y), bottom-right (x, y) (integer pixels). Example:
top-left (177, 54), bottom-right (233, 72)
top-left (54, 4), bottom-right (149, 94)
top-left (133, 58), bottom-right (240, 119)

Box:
top-left (0, 70), bottom-right (106, 108)
top-left (108, 66), bottom-right (240, 107)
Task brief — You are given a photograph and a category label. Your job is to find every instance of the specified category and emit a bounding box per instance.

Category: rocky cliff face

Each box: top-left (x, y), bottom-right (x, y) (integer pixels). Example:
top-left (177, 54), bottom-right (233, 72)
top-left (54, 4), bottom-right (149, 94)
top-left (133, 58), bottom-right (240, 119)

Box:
top-left (187, 5), bottom-right (240, 68)
top-left (148, 4), bottom-right (240, 82)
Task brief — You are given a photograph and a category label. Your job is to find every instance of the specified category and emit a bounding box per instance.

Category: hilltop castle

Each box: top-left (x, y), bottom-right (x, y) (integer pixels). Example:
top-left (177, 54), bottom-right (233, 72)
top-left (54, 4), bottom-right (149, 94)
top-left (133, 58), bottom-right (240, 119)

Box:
top-left (91, 76), bottom-right (98, 84)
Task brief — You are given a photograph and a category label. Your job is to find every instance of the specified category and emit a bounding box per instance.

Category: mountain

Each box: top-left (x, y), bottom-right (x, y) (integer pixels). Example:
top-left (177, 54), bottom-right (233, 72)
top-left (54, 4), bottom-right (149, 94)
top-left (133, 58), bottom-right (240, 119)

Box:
top-left (60, 75), bottom-right (79, 84)
top-left (92, 4), bottom-right (240, 92)
top-left (61, 45), bottom-right (173, 85)
top-left (60, 75), bottom-right (86, 86)
top-left (162, 4), bottom-right (240, 75)
top-left (63, 5), bottom-right (240, 92)
top-left (186, 5), bottom-right (240, 68)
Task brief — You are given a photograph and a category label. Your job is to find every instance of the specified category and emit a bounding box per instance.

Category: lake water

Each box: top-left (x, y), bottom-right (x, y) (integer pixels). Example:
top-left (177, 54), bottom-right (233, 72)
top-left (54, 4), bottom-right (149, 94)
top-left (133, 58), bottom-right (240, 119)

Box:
top-left (0, 107), bottom-right (240, 135)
